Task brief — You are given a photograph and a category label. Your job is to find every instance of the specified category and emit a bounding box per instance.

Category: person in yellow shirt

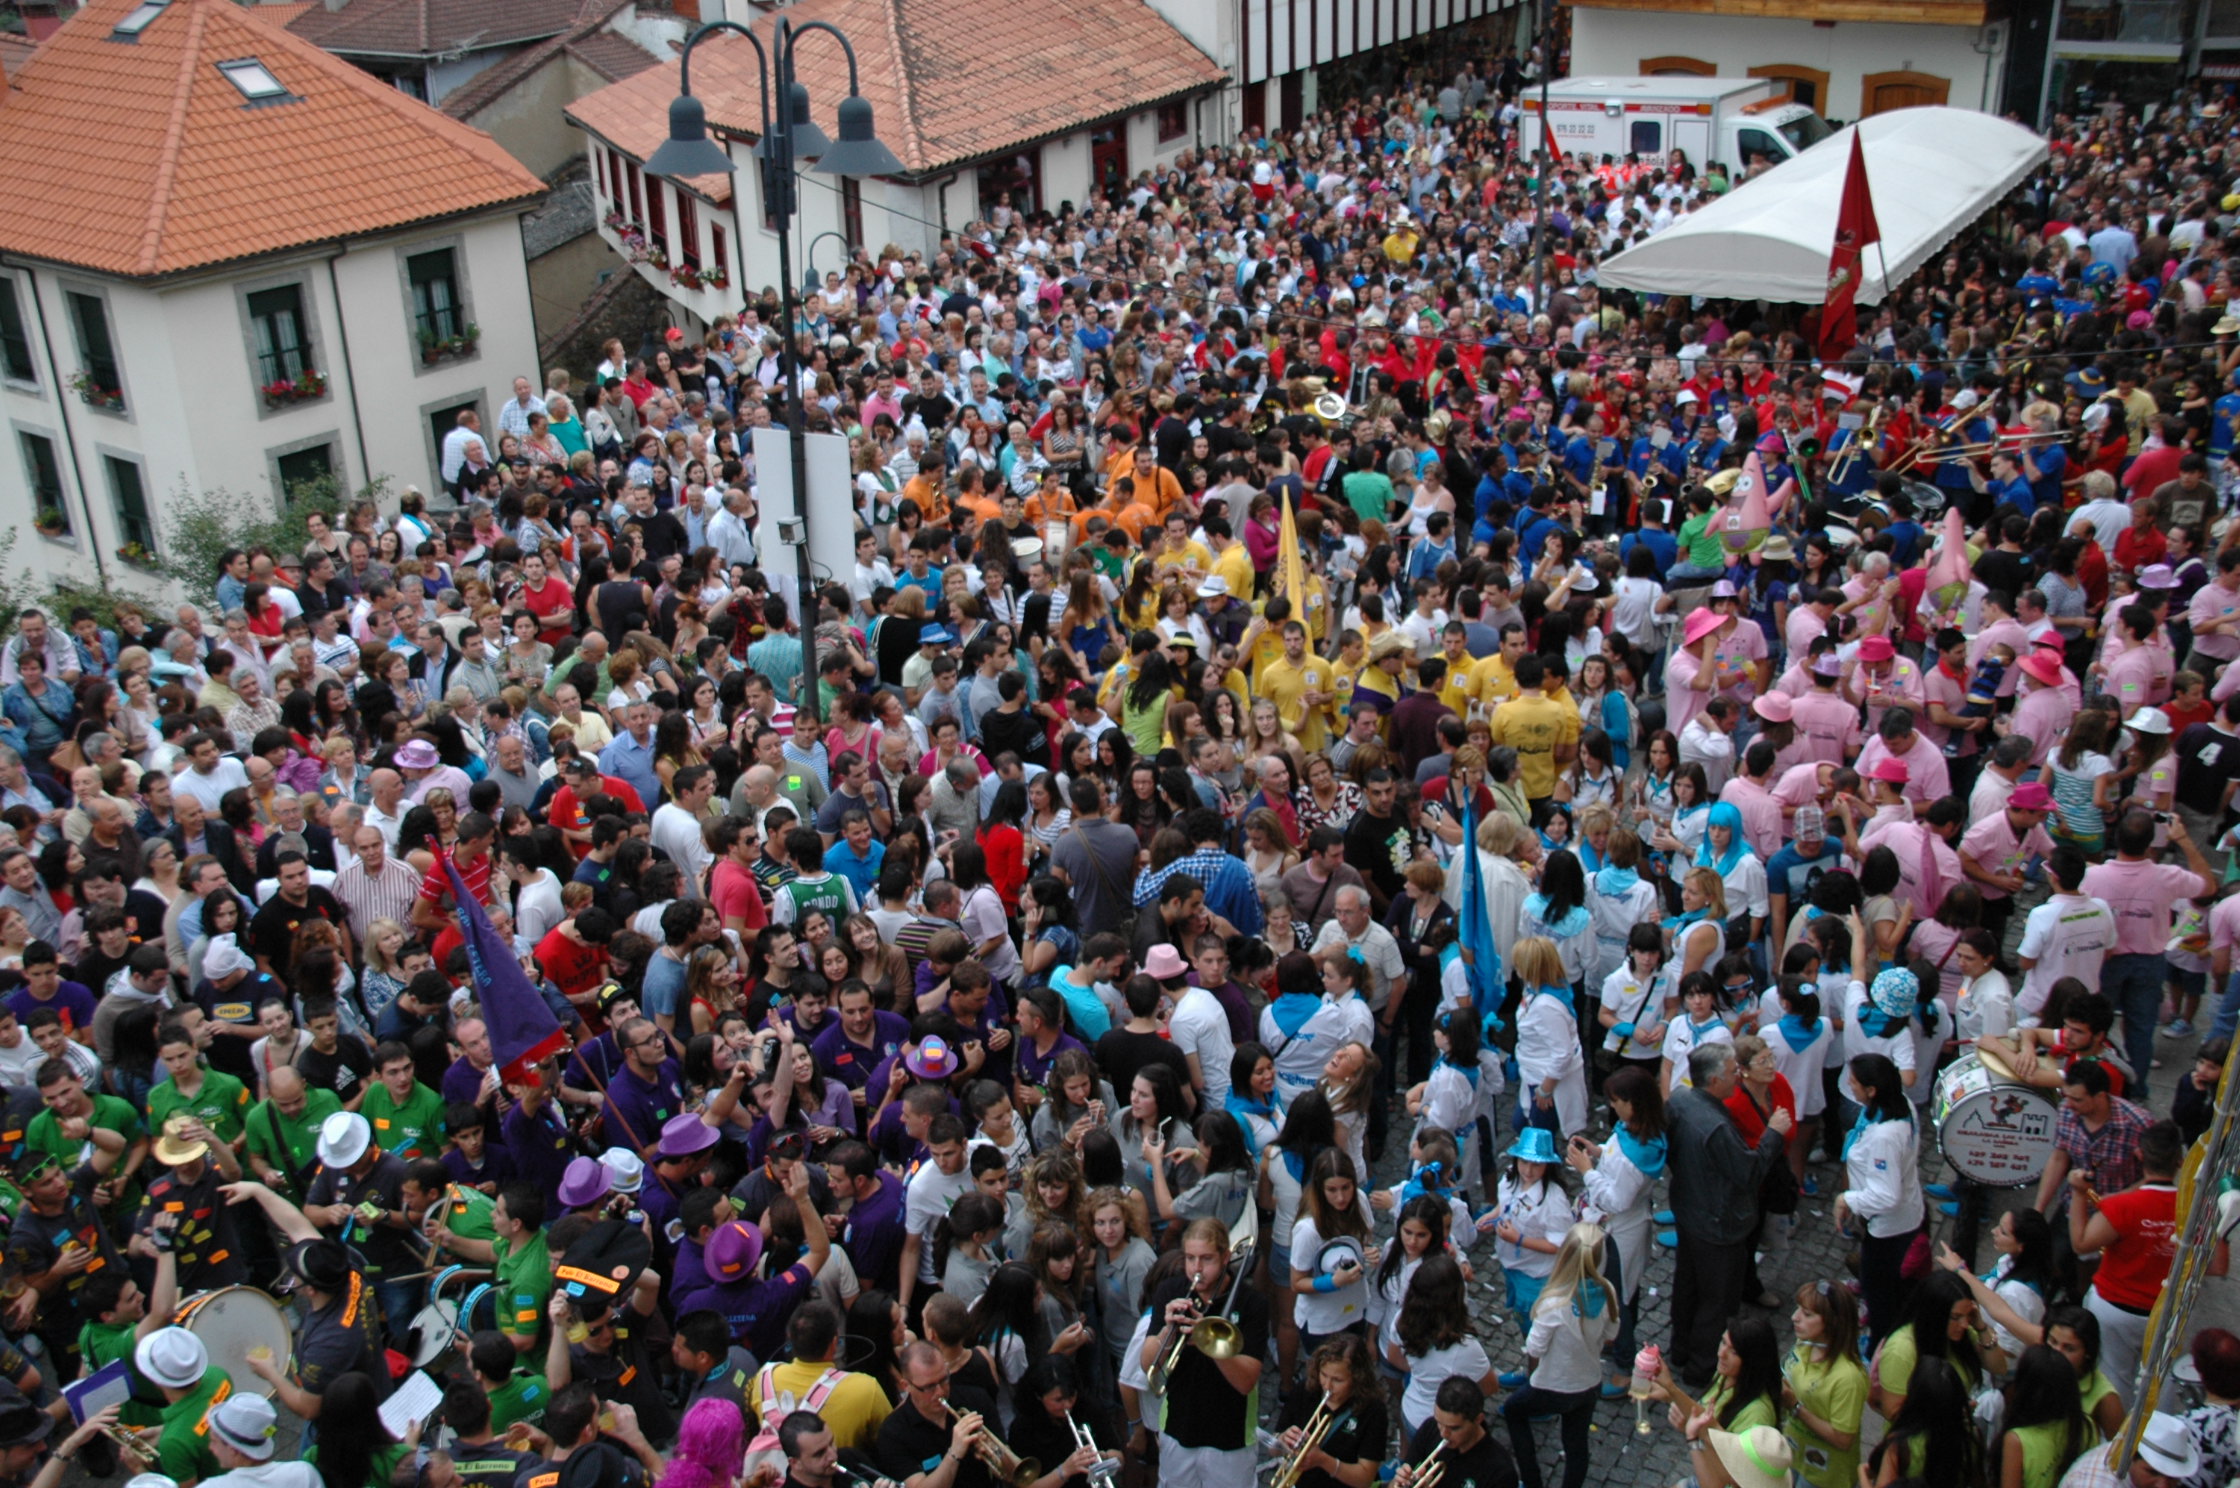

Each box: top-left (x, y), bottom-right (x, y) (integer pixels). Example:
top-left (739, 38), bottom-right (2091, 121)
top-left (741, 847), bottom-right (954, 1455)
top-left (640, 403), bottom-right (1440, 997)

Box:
top-left (1471, 622), bottom-right (1529, 716)
top-left (1328, 628), bottom-right (1366, 717)
top-left (1436, 623), bottom-right (1479, 717)
top-left (1206, 519), bottom-right (1254, 600)
top-left (1259, 620), bottom-right (1341, 752)
top-left (1147, 512), bottom-right (1213, 583)
top-left (1487, 653), bottom-right (1579, 810)
top-left (1239, 597), bottom-right (1295, 688)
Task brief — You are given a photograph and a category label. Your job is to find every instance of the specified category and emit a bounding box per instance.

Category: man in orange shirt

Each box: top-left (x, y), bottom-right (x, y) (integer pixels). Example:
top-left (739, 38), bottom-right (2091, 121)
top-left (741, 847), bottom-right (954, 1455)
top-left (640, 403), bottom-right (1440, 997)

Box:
top-left (903, 450), bottom-right (950, 527)
top-left (953, 464), bottom-right (1004, 527)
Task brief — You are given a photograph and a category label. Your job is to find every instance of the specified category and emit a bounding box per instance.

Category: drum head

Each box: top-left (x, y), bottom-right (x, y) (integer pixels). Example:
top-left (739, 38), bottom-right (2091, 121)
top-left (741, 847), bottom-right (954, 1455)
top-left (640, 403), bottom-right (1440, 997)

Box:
top-left (1935, 1057), bottom-right (2059, 1187)
top-left (410, 1299), bottom-right (461, 1368)
top-left (177, 1287), bottom-right (293, 1397)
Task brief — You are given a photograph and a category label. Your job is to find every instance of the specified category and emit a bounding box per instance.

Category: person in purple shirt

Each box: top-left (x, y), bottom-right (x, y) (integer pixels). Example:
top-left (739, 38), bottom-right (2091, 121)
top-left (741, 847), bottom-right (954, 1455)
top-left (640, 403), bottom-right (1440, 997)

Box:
top-left (924, 961), bottom-right (1012, 1087)
top-left (674, 1197), bottom-right (828, 1360)
top-left (599, 1016), bottom-right (686, 1161)
top-left (641, 1110), bottom-right (724, 1266)
top-left (501, 1073), bottom-right (574, 1213)
top-left (771, 978), bottom-right (835, 1047)
top-left (440, 1016), bottom-right (503, 1114)
top-left (672, 1189), bottom-right (726, 1298)
top-left (562, 986), bottom-right (680, 1109)
top-left (438, 1101), bottom-right (518, 1192)
top-left (871, 1075), bottom-right (958, 1171)
top-left (810, 983), bottom-right (910, 1102)
top-left (1188, 938), bottom-right (1258, 1046)
top-left (827, 1137), bottom-right (907, 1295)
top-left (1012, 986), bottom-right (1086, 1094)
top-left (9, 946), bottom-right (95, 1037)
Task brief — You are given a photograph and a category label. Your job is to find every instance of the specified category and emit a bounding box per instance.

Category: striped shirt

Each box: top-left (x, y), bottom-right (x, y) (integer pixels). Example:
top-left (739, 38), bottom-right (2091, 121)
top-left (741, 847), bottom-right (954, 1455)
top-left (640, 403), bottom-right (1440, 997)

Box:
top-left (329, 857), bottom-right (422, 943)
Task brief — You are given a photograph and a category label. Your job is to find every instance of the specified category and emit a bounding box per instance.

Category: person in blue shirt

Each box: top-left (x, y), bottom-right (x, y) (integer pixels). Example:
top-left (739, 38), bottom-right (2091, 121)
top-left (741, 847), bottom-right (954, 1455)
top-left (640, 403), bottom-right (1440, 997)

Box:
top-left (2209, 374), bottom-right (2240, 462)
top-left (1879, 486), bottom-right (1926, 564)
top-left (1972, 448), bottom-right (2036, 520)
top-left (822, 813), bottom-right (885, 902)
top-left (1619, 500), bottom-right (1679, 581)
top-left (2021, 423), bottom-right (2069, 512)
top-left (1408, 512), bottom-right (1458, 583)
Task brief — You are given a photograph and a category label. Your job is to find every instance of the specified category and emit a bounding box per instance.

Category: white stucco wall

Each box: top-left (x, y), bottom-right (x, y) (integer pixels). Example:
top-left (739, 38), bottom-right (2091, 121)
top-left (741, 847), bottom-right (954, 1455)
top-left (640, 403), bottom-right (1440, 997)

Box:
top-left (0, 207), bottom-right (539, 594)
top-left (1569, 6), bottom-right (2007, 118)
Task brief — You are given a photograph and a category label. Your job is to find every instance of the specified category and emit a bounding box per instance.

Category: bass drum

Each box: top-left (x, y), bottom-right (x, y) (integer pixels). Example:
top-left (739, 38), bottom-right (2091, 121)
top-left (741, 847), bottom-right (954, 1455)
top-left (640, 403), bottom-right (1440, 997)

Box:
top-left (176, 1287), bottom-right (292, 1396)
top-left (1933, 1052), bottom-right (2059, 1187)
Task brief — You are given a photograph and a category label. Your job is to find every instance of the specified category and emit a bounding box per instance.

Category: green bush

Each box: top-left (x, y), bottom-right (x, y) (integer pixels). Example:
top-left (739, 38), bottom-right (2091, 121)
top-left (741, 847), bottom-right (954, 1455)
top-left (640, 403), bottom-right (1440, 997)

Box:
top-left (153, 473), bottom-right (388, 608)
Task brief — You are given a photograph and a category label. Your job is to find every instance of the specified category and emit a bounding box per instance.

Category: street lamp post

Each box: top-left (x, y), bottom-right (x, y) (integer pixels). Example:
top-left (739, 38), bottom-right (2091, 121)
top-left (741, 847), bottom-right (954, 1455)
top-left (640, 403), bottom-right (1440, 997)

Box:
top-left (647, 15), bottom-right (902, 723)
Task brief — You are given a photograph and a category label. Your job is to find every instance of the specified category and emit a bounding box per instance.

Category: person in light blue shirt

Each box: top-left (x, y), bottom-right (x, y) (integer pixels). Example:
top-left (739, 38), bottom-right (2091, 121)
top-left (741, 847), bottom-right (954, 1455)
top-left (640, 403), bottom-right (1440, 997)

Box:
top-left (598, 702), bottom-right (661, 806)
top-left (823, 816), bottom-right (885, 903)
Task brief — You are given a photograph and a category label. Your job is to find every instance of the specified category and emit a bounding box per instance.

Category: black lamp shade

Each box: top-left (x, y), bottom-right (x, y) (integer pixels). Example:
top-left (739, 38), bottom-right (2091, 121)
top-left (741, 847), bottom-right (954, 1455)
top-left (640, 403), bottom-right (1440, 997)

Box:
top-left (646, 92), bottom-right (737, 179)
top-left (789, 82), bottom-right (830, 159)
top-left (813, 93), bottom-right (904, 176)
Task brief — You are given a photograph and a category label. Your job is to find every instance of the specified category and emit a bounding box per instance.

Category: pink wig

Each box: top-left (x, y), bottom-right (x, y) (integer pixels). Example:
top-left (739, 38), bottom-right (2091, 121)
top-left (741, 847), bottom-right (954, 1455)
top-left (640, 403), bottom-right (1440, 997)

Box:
top-left (656, 1399), bottom-right (746, 1488)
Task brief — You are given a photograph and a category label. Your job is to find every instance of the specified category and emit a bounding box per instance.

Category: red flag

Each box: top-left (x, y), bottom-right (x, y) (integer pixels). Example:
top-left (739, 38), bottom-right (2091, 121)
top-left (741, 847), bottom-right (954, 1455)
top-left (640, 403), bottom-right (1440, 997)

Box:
top-left (1818, 131), bottom-right (1882, 364)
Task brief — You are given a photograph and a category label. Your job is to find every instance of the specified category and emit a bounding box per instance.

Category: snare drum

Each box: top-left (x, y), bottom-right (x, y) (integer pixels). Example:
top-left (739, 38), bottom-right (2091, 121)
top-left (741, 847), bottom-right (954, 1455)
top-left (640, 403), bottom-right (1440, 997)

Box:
top-left (1933, 1053), bottom-right (2060, 1188)
top-left (175, 1288), bottom-right (292, 1395)
top-left (409, 1298), bottom-right (461, 1370)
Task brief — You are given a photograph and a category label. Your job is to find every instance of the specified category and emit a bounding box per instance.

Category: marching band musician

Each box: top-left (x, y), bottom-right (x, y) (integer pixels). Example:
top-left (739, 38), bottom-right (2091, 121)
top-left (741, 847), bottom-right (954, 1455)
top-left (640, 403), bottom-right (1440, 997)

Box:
top-left (1140, 1218), bottom-right (1267, 1488)
top-left (1394, 1378), bottom-right (1516, 1488)
top-left (1272, 1334), bottom-right (1389, 1488)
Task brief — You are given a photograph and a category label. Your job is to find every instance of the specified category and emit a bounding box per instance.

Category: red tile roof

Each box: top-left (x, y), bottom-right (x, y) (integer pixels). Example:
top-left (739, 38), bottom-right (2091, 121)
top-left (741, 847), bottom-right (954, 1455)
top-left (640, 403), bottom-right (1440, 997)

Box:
top-left (0, 0), bottom-right (544, 277)
top-left (564, 28), bottom-right (656, 83)
top-left (0, 30), bottom-right (40, 72)
top-left (567, 0), bottom-right (1223, 178)
top-left (285, 0), bottom-right (579, 60)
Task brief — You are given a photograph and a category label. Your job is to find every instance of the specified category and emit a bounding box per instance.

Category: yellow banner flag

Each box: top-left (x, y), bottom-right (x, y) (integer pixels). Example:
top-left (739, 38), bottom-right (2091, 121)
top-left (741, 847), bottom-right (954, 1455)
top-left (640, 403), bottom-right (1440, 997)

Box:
top-left (1277, 493), bottom-right (1306, 620)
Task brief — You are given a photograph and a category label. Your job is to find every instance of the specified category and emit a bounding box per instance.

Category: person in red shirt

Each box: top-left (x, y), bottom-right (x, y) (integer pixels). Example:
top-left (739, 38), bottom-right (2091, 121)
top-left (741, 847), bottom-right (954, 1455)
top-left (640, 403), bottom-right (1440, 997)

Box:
top-left (535, 906), bottom-right (619, 1013)
top-left (547, 755), bottom-right (647, 859)
top-left (2070, 1121), bottom-right (2221, 1410)
top-left (706, 817), bottom-right (769, 939)
top-left (2113, 496), bottom-right (2168, 575)
top-left (515, 550), bottom-right (576, 645)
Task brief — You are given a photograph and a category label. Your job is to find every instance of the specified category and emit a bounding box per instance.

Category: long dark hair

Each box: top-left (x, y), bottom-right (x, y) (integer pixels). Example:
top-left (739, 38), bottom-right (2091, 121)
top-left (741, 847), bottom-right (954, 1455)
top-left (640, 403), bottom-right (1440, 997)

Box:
top-left (1537, 848), bottom-right (1585, 922)
top-left (1998, 1346), bottom-right (2091, 1482)
top-left (1849, 1053), bottom-right (1912, 1125)
top-left (1377, 1193), bottom-right (1452, 1293)
top-left (1870, 1358), bottom-right (1983, 1488)
top-left (1901, 1271), bottom-right (1985, 1380)
top-left (1999, 1209), bottom-right (2056, 1297)
top-left (1394, 1252), bottom-right (1470, 1357)
top-left (846, 1290), bottom-right (903, 1403)
top-left (1722, 1316), bottom-right (1785, 1428)
top-left (312, 1373), bottom-right (398, 1488)
top-left (1271, 1087), bottom-right (1336, 1167)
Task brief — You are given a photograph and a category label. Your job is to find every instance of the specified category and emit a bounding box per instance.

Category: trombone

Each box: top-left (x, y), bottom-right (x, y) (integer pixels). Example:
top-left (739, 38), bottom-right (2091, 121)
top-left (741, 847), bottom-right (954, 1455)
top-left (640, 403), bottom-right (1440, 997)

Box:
top-left (1148, 1235), bottom-right (1255, 1391)
top-left (1272, 1392), bottom-right (1341, 1488)
top-left (1406, 1443), bottom-right (1451, 1488)
top-left (1064, 1412), bottom-right (1119, 1488)
top-left (933, 1398), bottom-right (1040, 1488)
top-left (1827, 404), bottom-right (1886, 486)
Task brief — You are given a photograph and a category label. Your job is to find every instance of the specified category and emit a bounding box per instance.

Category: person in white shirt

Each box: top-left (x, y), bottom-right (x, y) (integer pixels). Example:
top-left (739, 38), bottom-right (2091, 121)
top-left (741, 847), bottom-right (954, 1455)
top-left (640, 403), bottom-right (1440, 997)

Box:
top-left (649, 765), bottom-right (717, 897)
top-left (0, 1006), bottom-right (42, 1090)
top-left (1159, 940), bottom-right (1234, 1109)
top-left (2014, 849), bottom-right (2114, 1025)
top-left (898, 1112), bottom-right (976, 1311)
top-left (1834, 1051), bottom-right (1924, 1342)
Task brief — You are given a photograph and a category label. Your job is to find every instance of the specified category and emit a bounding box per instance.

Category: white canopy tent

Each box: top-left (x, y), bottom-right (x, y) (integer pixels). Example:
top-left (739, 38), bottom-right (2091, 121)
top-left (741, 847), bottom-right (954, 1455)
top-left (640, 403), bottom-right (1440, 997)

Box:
top-left (1596, 107), bottom-right (2049, 304)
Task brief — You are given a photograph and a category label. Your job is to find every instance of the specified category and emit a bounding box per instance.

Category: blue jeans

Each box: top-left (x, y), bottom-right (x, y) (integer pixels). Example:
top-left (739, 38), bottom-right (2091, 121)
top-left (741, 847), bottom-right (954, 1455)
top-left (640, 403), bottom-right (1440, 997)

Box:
top-left (2210, 966), bottom-right (2240, 1044)
top-left (2102, 952), bottom-right (2165, 1101)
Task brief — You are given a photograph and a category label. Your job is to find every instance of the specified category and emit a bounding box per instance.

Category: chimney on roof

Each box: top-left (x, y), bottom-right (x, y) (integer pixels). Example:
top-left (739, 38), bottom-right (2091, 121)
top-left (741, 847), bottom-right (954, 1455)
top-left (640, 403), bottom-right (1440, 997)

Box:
top-left (322, 0), bottom-right (348, 14)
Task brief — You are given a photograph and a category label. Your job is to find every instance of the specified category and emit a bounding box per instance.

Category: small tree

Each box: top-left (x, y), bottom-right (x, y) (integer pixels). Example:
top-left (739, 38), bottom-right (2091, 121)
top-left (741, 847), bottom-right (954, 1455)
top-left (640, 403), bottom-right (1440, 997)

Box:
top-left (155, 473), bottom-right (388, 608)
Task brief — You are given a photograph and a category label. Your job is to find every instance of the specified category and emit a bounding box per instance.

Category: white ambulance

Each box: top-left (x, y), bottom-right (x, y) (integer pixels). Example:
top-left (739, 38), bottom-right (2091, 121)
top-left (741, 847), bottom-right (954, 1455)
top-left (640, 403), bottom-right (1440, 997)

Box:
top-left (1519, 76), bottom-right (1834, 175)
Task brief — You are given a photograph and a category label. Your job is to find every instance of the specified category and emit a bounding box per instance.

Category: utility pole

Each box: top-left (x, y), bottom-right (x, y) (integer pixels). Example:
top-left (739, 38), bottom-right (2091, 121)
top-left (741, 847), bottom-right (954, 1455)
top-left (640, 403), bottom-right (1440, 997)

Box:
top-left (1529, 0), bottom-right (1556, 329)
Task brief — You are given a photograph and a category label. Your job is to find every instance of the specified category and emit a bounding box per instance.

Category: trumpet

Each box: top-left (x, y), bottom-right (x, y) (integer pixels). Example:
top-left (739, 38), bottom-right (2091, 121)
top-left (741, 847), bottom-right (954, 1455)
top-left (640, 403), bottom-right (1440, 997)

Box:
top-left (1148, 1237), bottom-right (1255, 1391)
top-left (1828, 404), bottom-right (1886, 485)
top-left (934, 1399), bottom-right (1040, 1488)
top-left (1406, 1443), bottom-right (1451, 1488)
top-left (1064, 1411), bottom-right (1119, 1488)
top-left (1272, 1392), bottom-right (1341, 1488)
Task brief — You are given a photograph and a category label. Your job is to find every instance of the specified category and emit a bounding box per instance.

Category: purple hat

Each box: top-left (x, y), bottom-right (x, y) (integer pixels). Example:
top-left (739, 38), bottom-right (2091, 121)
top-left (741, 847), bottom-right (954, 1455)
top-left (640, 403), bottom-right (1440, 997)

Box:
top-left (706, 1219), bottom-right (764, 1281)
top-left (905, 1035), bottom-right (959, 1081)
top-left (1709, 579), bottom-right (1741, 600)
top-left (394, 740), bottom-right (440, 771)
top-left (1144, 944), bottom-right (1189, 980)
top-left (658, 1112), bottom-right (720, 1159)
top-left (2137, 564), bottom-right (2180, 590)
top-left (1811, 652), bottom-right (1845, 679)
top-left (557, 1155), bottom-right (613, 1210)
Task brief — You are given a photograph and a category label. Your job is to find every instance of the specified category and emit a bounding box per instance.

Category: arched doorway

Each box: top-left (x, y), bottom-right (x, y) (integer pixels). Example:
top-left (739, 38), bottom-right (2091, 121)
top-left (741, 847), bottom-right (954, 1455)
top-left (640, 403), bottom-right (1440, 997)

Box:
top-left (1639, 54), bottom-right (1715, 75)
top-left (1859, 69), bottom-right (1950, 114)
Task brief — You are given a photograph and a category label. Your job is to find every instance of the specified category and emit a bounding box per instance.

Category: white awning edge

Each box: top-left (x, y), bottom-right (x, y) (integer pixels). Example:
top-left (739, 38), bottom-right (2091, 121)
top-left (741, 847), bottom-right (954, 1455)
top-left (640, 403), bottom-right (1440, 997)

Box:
top-left (1595, 107), bottom-right (2050, 306)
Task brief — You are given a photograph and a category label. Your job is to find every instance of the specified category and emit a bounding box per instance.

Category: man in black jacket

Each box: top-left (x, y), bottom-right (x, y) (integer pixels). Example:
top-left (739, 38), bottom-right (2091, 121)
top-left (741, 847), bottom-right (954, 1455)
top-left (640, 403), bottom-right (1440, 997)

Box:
top-left (1664, 1041), bottom-right (1791, 1388)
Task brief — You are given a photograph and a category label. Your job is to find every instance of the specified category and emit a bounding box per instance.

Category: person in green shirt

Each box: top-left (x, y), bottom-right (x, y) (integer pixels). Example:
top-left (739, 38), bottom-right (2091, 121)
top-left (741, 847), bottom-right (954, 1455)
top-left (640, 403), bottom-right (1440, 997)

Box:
top-left (361, 1042), bottom-right (445, 1161)
top-left (243, 1066), bottom-right (343, 1201)
top-left (434, 1182), bottom-right (552, 1354)
top-left (1340, 448), bottom-right (1397, 525)
top-left (135, 1324), bottom-right (231, 1486)
top-left (1785, 1282), bottom-right (1869, 1488)
top-left (1670, 486), bottom-right (1732, 579)
top-left (1654, 1318), bottom-right (1784, 1442)
top-left (469, 1317), bottom-right (571, 1433)
top-left (25, 1065), bottom-right (146, 1221)
top-left (1996, 1346), bottom-right (2099, 1488)
top-left (148, 1021), bottom-right (252, 1148)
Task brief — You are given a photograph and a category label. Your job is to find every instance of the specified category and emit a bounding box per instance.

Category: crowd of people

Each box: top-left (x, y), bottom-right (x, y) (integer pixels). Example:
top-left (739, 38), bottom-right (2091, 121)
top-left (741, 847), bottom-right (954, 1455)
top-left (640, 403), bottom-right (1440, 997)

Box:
top-left (0, 32), bottom-right (2236, 1488)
